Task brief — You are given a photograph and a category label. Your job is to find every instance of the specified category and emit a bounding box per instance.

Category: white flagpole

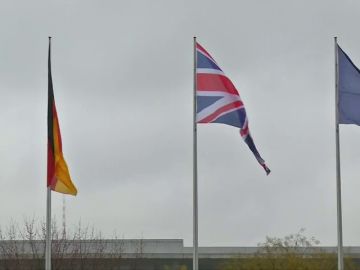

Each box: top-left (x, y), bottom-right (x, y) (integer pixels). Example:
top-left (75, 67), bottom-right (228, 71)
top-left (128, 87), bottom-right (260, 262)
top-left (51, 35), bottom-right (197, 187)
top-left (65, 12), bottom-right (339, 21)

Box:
top-left (193, 36), bottom-right (199, 270)
top-left (334, 36), bottom-right (344, 270)
top-left (46, 187), bottom-right (51, 270)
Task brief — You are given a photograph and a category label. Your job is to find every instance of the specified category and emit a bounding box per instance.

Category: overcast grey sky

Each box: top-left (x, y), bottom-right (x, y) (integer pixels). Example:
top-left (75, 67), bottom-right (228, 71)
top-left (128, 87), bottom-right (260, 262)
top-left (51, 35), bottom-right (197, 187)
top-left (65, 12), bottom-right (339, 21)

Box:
top-left (1, 0), bottom-right (360, 247)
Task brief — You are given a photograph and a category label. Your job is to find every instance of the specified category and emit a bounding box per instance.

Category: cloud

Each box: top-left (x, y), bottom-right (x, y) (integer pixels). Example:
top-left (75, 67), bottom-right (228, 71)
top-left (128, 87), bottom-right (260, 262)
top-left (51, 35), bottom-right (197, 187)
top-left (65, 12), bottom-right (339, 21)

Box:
top-left (1, 0), bottom-right (360, 247)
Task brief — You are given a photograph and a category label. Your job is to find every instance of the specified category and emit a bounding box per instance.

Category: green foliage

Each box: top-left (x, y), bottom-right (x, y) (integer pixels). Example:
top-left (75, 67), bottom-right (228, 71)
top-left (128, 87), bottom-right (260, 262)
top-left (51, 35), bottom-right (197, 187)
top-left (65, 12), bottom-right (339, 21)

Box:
top-left (163, 264), bottom-right (188, 270)
top-left (222, 229), bottom-right (358, 270)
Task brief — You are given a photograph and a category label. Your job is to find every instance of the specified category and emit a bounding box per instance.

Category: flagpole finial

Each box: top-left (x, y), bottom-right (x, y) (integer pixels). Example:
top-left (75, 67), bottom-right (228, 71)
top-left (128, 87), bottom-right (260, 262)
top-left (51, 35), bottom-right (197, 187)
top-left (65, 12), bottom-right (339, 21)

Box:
top-left (48, 36), bottom-right (52, 40)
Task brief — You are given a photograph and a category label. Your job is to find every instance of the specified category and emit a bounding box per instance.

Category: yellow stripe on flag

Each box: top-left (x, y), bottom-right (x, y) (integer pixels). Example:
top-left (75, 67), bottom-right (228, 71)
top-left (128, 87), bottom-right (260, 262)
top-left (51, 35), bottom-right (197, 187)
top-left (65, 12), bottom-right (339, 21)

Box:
top-left (53, 114), bottom-right (77, 195)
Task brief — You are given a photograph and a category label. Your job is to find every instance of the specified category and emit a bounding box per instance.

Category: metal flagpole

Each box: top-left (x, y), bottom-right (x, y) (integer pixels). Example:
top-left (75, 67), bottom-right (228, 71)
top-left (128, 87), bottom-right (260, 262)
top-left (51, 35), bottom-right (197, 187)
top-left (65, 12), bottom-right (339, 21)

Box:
top-left (46, 187), bottom-right (51, 270)
top-left (334, 36), bottom-right (344, 270)
top-left (193, 36), bottom-right (199, 270)
top-left (46, 36), bottom-right (52, 270)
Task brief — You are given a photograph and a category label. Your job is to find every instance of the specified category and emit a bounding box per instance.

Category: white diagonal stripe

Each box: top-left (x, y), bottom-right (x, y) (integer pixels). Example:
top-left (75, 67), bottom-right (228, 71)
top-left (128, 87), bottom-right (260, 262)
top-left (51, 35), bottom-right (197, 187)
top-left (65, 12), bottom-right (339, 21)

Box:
top-left (196, 68), bottom-right (224, 75)
top-left (197, 94), bottom-right (243, 122)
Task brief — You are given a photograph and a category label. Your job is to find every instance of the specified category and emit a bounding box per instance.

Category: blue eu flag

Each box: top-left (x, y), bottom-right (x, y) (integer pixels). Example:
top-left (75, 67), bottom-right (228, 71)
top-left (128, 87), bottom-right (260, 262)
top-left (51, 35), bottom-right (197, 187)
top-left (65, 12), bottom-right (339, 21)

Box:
top-left (338, 45), bottom-right (360, 125)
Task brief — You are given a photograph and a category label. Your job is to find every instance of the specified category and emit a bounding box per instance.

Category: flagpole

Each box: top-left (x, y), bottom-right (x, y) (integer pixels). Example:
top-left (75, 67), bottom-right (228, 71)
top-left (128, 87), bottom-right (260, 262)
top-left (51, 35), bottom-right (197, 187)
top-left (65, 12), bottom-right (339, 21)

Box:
top-left (46, 36), bottom-right (52, 270)
top-left (46, 187), bottom-right (51, 270)
top-left (334, 36), bottom-right (344, 270)
top-left (193, 36), bottom-right (199, 270)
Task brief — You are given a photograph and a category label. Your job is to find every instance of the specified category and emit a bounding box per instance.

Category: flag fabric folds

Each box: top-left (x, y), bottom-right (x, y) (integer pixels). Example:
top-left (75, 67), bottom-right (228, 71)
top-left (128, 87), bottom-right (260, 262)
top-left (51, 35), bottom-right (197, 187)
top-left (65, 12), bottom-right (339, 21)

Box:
top-left (338, 45), bottom-right (360, 125)
top-left (47, 39), bottom-right (77, 195)
top-left (196, 43), bottom-right (270, 175)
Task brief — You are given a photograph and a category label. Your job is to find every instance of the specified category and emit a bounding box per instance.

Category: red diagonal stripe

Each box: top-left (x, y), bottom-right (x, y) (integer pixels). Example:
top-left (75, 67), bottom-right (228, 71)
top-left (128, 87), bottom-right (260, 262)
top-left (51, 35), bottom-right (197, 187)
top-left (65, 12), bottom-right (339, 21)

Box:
top-left (198, 101), bottom-right (244, 123)
top-left (196, 43), bottom-right (215, 61)
top-left (240, 122), bottom-right (249, 137)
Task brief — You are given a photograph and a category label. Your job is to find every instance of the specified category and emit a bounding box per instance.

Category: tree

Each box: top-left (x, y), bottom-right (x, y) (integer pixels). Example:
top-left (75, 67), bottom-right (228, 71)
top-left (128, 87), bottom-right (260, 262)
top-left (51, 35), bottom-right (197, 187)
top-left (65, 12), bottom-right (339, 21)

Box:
top-left (222, 229), bottom-right (358, 270)
top-left (0, 217), bottom-right (124, 270)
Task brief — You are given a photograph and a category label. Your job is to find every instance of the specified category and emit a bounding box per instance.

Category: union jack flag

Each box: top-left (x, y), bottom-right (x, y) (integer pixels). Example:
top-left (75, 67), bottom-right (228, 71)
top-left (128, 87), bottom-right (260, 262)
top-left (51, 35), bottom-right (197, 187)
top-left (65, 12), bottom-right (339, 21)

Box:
top-left (196, 42), bottom-right (270, 175)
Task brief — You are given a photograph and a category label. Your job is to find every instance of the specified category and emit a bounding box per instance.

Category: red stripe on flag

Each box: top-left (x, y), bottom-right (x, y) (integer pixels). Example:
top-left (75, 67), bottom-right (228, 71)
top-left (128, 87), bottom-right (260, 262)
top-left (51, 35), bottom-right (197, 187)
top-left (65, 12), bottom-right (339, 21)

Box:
top-left (240, 122), bottom-right (249, 137)
top-left (198, 101), bottom-right (243, 123)
top-left (53, 104), bottom-right (63, 152)
top-left (196, 43), bottom-right (215, 61)
top-left (197, 74), bottom-right (239, 95)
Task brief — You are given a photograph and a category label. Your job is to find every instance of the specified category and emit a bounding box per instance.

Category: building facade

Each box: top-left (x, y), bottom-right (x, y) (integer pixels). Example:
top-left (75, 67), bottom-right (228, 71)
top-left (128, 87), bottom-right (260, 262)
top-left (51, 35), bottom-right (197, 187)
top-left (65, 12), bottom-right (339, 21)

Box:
top-left (0, 239), bottom-right (359, 270)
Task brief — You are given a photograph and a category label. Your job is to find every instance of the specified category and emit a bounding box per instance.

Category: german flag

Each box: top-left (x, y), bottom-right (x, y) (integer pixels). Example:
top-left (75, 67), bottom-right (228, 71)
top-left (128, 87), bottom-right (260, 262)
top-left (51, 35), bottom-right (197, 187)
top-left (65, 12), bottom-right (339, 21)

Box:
top-left (47, 37), bottom-right (77, 195)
